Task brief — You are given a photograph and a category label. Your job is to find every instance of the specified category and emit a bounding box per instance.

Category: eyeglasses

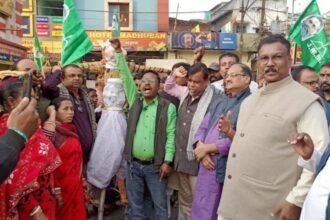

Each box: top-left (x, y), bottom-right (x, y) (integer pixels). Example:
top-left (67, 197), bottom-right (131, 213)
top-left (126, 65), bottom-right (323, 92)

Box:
top-left (258, 54), bottom-right (287, 64)
top-left (141, 78), bottom-right (158, 84)
top-left (302, 81), bottom-right (319, 86)
top-left (224, 73), bottom-right (247, 79)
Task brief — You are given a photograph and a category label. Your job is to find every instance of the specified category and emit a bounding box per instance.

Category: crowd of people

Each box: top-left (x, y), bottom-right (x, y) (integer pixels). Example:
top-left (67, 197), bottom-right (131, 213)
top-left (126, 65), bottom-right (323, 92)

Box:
top-left (1, 34), bottom-right (330, 220)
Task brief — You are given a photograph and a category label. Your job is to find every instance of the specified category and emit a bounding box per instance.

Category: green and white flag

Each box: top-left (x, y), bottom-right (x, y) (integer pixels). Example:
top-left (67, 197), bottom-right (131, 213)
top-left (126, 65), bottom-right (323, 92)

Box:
top-left (111, 9), bottom-right (121, 38)
top-left (61, 0), bottom-right (93, 65)
top-left (288, 0), bottom-right (330, 72)
top-left (33, 36), bottom-right (45, 71)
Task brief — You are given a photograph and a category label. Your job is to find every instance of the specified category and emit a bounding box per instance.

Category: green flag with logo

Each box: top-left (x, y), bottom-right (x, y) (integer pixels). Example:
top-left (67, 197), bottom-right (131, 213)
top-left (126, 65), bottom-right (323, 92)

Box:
top-left (61, 0), bottom-right (93, 65)
top-left (33, 36), bottom-right (45, 71)
top-left (288, 0), bottom-right (330, 72)
top-left (111, 9), bottom-right (121, 38)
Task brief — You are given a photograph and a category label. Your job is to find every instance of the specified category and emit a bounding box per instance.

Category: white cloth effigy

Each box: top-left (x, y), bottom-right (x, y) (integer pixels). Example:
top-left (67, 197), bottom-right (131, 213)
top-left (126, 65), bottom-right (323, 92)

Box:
top-left (87, 78), bottom-right (127, 189)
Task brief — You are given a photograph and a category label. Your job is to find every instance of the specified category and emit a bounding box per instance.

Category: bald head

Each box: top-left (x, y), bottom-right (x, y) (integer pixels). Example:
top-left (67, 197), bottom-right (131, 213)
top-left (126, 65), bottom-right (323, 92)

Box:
top-left (15, 59), bottom-right (37, 72)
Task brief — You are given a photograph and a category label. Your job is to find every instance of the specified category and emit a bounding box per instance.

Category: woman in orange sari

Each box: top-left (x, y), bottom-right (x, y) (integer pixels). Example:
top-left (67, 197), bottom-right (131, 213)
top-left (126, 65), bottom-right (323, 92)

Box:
top-left (0, 76), bottom-right (61, 220)
top-left (43, 97), bottom-right (87, 220)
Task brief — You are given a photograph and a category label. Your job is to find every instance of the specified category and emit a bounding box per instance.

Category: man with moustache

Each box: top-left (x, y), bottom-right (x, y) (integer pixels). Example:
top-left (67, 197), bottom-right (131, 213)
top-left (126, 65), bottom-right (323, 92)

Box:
top-left (319, 62), bottom-right (330, 126)
top-left (218, 34), bottom-right (329, 220)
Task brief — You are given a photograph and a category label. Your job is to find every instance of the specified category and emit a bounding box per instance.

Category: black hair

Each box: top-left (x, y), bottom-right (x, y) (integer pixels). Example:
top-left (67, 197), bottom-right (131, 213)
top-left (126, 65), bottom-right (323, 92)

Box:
top-left (88, 88), bottom-right (96, 93)
top-left (171, 62), bottom-right (191, 72)
top-left (0, 78), bottom-right (24, 111)
top-left (258, 34), bottom-right (291, 55)
top-left (142, 70), bottom-right (161, 84)
top-left (133, 72), bottom-right (143, 80)
top-left (51, 97), bottom-right (73, 111)
top-left (61, 64), bottom-right (82, 78)
top-left (188, 63), bottom-right (209, 80)
top-left (321, 62), bottom-right (330, 70)
top-left (219, 52), bottom-right (240, 63)
top-left (291, 65), bottom-right (315, 82)
top-left (233, 63), bottom-right (252, 83)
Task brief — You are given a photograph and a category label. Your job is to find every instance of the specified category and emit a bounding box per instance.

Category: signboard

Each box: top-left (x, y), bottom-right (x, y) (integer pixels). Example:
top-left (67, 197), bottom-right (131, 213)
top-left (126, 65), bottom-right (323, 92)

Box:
top-left (36, 16), bottom-right (49, 23)
top-left (172, 32), bottom-right (218, 49)
top-left (51, 16), bottom-right (63, 23)
top-left (22, 38), bottom-right (62, 54)
top-left (37, 31), bottom-right (49, 36)
top-left (87, 31), bottom-right (167, 51)
top-left (52, 31), bottom-right (62, 37)
top-left (52, 24), bottom-right (62, 30)
top-left (22, 13), bottom-right (34, 37)
top-left (0, 42), bottom-right (26, 65)
top-left (219, 33), bottom-right (237, 50)
top-left (36, 23), bottom-right (49, 29)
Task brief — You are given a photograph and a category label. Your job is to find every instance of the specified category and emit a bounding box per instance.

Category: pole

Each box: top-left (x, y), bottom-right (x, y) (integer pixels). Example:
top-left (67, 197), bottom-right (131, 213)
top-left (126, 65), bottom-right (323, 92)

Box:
top-left (173, 3), bottom-right (179, 32)
top-left (259, 0), bottom-right (266, 36)
top-left (239, 0), bottom-right (245, 60)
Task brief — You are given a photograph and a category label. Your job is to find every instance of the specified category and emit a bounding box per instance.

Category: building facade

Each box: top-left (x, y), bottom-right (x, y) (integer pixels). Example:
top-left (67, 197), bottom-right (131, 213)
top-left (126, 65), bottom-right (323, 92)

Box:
top-left (0, 0), bottom-right (27, 70)
top-left (21, 0), bottom-right (169, 64)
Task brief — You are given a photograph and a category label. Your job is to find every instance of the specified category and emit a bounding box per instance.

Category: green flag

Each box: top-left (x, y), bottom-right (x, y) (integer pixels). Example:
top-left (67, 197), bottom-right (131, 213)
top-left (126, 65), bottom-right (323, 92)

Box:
top-left (111, 9), bottom-right (120, 38)
top-left (33, 36), bottom-right (45, 71)
top-left (288, 0), bottom-right (330, 72)
top-left (61, 0), bottom-right (93, 65)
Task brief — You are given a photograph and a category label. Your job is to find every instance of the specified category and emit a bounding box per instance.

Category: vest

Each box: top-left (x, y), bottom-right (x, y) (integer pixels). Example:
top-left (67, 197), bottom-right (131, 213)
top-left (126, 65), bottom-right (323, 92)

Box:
top-left (219, 76), bottom-right (321, 220)
top-left (124, 96), bottom-right (171, 169)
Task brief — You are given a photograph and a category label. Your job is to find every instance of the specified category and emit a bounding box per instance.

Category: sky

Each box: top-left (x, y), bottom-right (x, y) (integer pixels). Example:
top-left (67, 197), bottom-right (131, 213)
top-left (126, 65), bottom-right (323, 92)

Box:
top-left (169, 0), bottom-right (330, 20)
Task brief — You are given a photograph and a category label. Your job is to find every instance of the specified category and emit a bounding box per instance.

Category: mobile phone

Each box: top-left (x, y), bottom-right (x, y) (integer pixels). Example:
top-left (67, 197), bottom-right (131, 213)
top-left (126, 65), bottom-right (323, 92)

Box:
top-left (21, 71), bottom-right (33, 99)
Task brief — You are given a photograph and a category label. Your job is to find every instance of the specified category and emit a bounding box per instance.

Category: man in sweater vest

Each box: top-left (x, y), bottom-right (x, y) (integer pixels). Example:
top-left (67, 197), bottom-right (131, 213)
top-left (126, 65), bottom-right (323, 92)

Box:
top-left (218, 34), bottom-right (329, 220)
top-left (112, 39), bottom-right (177, 220)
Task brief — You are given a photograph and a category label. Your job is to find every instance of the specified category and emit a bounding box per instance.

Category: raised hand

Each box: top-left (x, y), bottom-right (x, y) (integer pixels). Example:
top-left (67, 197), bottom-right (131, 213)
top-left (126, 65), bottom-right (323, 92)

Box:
top-left (288, 133), bottom-right (314, 160)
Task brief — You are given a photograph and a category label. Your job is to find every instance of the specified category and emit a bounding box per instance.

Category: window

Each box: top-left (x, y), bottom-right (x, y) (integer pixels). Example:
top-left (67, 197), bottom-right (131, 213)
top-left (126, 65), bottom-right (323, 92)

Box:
top-left (37, 0), bottom-right (63, 16)
top-left (109, 3), bottom-right (129, 27)
top-left (234, 23), bottom-right (248, 33)
top-left (105, 0), bottom-right (133, 31)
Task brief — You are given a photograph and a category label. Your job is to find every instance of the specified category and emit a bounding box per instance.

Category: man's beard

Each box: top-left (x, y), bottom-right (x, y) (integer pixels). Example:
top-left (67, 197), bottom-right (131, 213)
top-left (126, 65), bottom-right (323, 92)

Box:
top-left (321, 83), bottom-right (330, 92)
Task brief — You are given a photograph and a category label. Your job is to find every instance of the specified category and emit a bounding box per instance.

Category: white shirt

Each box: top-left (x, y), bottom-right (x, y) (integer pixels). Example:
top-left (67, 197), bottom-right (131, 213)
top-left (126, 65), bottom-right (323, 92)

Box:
top-left (211, 79), bottom-right (259, 93)
top-left (298, 149), bottom-right (330, 220)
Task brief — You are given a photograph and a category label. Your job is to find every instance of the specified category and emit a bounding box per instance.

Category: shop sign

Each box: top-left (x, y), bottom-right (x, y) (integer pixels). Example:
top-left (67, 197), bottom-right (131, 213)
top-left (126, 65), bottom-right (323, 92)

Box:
top-left (36, 16), bottom-right (49, 23)
top-left (219, 33), bottom-right (237, 50)
top-left (87, 31), bottom-right (167, 51)
top-left (171, 32), bottom-right (218, 49)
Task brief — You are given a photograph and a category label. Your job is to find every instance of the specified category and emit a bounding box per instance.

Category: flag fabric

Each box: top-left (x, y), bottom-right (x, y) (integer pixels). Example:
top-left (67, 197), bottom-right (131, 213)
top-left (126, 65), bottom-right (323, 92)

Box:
top-left (112, 9), bottom-right (121, 38)
top-left (192, 24), bottom-right (200, 32)
top-left (288, 0), bottom-right (330, 72)
top-left (61, 0), bottom-right (93, 65)
top-left (33, 36), bottom-right (45, 71)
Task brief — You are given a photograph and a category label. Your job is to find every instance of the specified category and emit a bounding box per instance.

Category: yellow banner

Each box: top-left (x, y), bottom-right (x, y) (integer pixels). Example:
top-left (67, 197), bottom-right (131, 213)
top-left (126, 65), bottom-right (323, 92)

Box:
top-left (22, 38), bottom-right (62, 54)
top-left (52, 31), bottom-right (62, 37)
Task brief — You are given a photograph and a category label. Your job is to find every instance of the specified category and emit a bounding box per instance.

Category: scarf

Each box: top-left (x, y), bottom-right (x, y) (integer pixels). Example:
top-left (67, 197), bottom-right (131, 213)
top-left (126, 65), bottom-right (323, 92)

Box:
top-left (54, 122), bottom-right (79, 149)
top-left (179, 85), bottom-right (214, 160)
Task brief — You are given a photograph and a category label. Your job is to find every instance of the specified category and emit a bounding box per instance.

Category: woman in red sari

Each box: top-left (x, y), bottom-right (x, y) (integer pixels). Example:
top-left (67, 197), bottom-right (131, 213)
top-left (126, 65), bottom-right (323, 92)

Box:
top-left (0, 76), bottom-right (61, 220)
top-left (43, 97), bottom-right (87, 220)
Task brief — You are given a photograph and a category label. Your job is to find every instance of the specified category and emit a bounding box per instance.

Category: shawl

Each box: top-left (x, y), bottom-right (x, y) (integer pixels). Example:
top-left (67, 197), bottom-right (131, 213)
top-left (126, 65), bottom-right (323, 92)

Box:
top-left (54, 122), bottom-right (79, 149)
top-left (179, 85), bottom-right (214, 160)
top-left (0, 114), bottom-right (61, 219)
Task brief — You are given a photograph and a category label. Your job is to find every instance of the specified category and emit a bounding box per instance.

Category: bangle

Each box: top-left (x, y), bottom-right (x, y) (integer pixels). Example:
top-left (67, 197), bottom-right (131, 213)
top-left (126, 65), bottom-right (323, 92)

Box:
top-left (9, 128), bottom-right (28, 143)
top-left (29, 205), bottom-right (41, 217)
